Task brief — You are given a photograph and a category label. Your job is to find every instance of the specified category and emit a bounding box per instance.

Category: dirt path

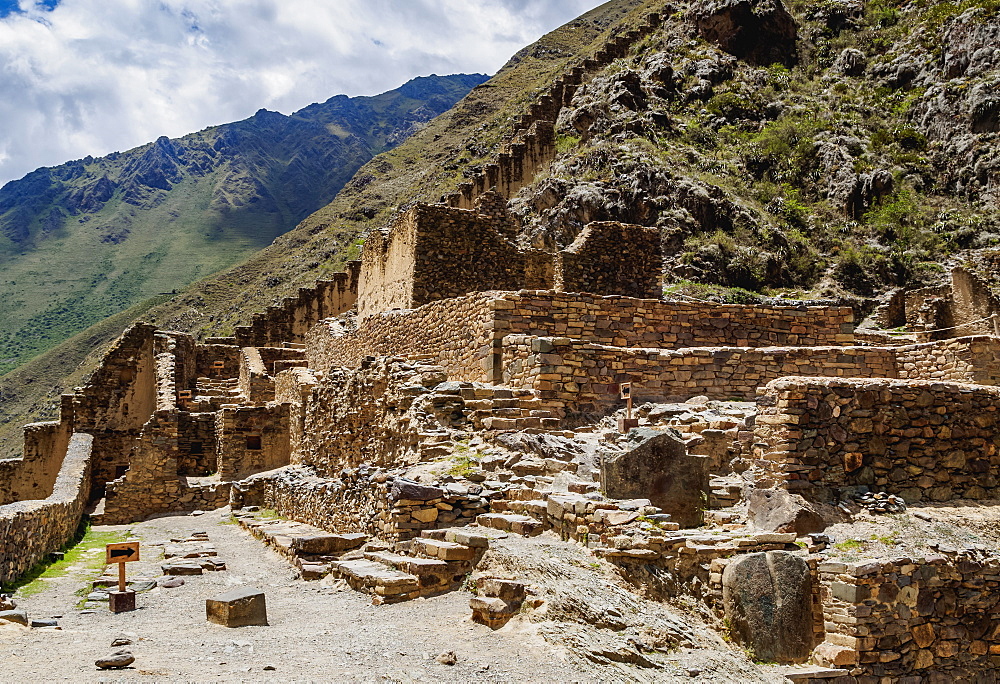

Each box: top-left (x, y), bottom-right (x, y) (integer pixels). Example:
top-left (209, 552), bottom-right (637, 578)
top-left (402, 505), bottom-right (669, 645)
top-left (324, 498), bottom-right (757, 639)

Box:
top-left (2, 508), bottom-right (595, 683)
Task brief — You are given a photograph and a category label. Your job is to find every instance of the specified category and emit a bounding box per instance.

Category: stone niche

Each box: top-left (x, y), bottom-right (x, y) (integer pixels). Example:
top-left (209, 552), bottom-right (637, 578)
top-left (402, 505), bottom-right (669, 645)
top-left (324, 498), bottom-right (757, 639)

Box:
top-left (598, 428), bottom-right (708, 528)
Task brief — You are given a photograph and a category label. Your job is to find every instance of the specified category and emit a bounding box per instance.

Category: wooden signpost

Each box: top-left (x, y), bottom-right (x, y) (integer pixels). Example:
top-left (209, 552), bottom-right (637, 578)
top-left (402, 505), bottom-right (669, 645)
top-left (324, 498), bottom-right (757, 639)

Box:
top-left (618, 382), bottom-right (639, 431)
top-left (106, 541), bottom-right (140, 613)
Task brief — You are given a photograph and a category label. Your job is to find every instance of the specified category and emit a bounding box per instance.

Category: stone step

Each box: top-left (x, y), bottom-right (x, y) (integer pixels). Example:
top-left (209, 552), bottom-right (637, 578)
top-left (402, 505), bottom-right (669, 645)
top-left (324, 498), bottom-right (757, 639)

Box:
top-left (476, 513), bottom-right (544, 537)
top-left (330, 560), bottom-right (421, 604)
top-left (410, 538), bottom-right (476, 561)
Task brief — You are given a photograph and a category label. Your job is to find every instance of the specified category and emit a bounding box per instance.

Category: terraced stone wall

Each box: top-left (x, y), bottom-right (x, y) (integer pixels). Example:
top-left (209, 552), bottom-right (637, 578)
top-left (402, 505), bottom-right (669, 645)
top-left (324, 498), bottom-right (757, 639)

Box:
top-left (895, 335), bottom-right (1000, 385)
top-left (755, 377), bottom-right (1000, 503)
top-left (310, 291), bottom-right (857, 384)
top-left (0, 433), bottom-right (93, 585)
top-left (234, 265), bottom-right (361, 348)
top-left (501, 337), bottom-right (898, 410)
top-left (814, 554), bottom-right (1000, 678)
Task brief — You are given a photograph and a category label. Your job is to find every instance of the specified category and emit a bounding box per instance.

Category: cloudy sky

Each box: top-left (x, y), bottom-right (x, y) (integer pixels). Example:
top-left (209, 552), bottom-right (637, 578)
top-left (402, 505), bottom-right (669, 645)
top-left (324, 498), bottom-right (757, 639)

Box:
top-left (0, 0), bottom-right (601, 187)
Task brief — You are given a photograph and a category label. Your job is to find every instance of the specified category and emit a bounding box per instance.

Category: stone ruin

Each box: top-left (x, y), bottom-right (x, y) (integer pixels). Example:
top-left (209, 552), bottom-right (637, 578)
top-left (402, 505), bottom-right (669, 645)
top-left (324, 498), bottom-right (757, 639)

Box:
top-left (6, 9), bottom-right (1000, 680)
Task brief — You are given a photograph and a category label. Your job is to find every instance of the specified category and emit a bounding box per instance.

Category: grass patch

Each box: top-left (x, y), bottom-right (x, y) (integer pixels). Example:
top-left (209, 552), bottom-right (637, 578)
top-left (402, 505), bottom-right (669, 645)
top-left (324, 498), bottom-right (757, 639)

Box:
top-left (834, 538), bottom-right (866, 552)
top-left (2, 521), bottom-right (128, 597)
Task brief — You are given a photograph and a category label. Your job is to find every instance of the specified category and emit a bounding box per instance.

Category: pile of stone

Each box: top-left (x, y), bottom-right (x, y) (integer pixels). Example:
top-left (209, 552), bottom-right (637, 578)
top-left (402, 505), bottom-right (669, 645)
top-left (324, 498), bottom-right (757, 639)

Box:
top-left (853, 491), bottom-right (906, 514)
top-left (160, 531), bottom-right (227, 575)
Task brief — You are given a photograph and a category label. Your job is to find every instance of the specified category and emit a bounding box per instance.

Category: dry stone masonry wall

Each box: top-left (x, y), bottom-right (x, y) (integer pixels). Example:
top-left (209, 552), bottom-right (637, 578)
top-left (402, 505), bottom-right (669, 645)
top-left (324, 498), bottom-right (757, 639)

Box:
top-left (0, 433), bottom-right (93, 585)
top-left (755, 376), bottom-right (1000, 503)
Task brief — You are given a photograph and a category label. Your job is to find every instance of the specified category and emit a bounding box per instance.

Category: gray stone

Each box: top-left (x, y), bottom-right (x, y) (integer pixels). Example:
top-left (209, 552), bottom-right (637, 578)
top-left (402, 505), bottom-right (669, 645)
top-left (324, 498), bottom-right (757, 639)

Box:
top-left (722, 551), bottom-right (813, 663)
top-left (599, 428), bottom-right (709, 528)
top-left (30, 618), bottom-right (58, 628)
top-left (390, 479), bottom-right (445, 502)
top-left (95, 650), bottom-right (135, 669)
top-left (111, 636), bottom-right (133, 647)
top-left (748, 487), bottom-right (828, 535)
top-left (206, 587), bottom-right (267, 627)
top-left (690, 0), bottom-right (798, 67)
top-left (291, 533), bottom-right (367, 555)
top-left (0, 609), bottom-right (29, 626)
top-left (157, 577), bottom-right (185, 588)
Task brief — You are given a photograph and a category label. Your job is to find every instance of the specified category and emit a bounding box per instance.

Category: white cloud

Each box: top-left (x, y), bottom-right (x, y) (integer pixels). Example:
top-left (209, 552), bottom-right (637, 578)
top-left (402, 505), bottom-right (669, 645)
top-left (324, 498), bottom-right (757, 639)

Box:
top-left (0, 0), bottom-right (601, 186)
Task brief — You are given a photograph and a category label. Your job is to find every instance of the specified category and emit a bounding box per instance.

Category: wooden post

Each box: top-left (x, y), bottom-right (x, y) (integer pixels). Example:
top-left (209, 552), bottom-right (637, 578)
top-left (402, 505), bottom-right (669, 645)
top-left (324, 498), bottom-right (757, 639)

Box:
top-left (118, 561), bottom-right (126, 593)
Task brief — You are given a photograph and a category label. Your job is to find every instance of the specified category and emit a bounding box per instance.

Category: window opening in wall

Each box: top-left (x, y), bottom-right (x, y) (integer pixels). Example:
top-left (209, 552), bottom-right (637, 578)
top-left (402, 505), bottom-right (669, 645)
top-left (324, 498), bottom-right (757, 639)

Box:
top-left (246, 435), bottom-right (262, 450)
top-left (115, 465), bottom-right (129, 478)
top-left (189, 441), bottom-right (204, 455)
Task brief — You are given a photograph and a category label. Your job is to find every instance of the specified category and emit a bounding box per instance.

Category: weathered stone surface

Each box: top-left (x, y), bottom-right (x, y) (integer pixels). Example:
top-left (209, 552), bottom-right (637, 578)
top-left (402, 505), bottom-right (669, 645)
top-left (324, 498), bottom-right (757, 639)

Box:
top-left (206, 587), bottom-right (268, 627)
top-left (690, 0), bottom-right (798, 67)
top-left (109, 590), bottom-right (136, 614)
top-left (599, 428), bottom-right (708, 528)
top-left (0, 609), bottom-right (29, 626)
top-left (722, 551), bottom-right (813, 663)
top-left (95, 650), bottom-right (135, 670)
top-left (748, 487), bottom-right (827, 535)
top-left (390, 480), bottom-right (444, 502)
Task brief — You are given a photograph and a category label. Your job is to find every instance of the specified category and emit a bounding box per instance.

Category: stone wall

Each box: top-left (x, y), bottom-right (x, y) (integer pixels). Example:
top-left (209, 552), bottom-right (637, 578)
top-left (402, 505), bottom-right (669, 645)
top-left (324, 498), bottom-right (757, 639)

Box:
top-left (176, 412), bottom-right (217, 476)
top-left (216, 404), bottom-right (291, 481)
top-left (308, 293), bottom-right (498, 382)
top-left (502, 337), bottom-right (898, 411)
top-left (231, 465), bottom-right (490, 542)
top-left (356, 201), bottom-right (525, 320)
top-left (274, 367), bottom-right (319, 463)
top-left (310, 291), bottom-right (858, 384)
top-left (195, 344), bottom-right (242, 380)
top-left (0, 433), bottom-right (93, 585)
top-left (299, 357), bottom-right (445, 474)
top-left (234, 264), bottom-right (360, 347)
top-left (895, 335), bottom-right (1000, 384)
top-left (0, 421), bottom-right (70, 506)
top-left (98, 410), bottom-right (231, 525)
top-left (556, 222), bottom-right (662, 299)
top-left (69, 323), bottom-right (158, 497)
top-left (815, 553), bottom-right (1000, 678)
top-left (755, 376), bottom-right (1000, 503)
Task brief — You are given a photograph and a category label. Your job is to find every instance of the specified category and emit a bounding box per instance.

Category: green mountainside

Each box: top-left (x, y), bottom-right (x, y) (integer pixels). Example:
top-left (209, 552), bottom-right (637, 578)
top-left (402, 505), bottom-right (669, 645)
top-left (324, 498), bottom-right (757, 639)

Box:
top-left (0, 73), bottom-right (487, 375)
top-left (3, 0), bottom-right (1000, 458)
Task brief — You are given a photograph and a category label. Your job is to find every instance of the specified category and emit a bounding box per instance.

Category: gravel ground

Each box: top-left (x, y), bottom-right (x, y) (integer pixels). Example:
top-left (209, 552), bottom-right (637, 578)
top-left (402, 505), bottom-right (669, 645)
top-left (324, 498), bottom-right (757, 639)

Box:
top-left (2, 508), bottom-right (596, 683)
top-left (2, 507), bottom-right (789, 683)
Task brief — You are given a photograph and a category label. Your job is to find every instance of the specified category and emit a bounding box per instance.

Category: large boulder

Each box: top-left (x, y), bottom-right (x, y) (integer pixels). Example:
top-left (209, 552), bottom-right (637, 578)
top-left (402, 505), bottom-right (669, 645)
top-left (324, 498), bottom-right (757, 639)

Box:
top-left (690, 0), bottom-right (798, 67)
top-left (722, 551), bottom-right (814, 663)
top-left (599, 428), bottom-right (708, 528)
top-left (748, 487), bottom-right (828, 535)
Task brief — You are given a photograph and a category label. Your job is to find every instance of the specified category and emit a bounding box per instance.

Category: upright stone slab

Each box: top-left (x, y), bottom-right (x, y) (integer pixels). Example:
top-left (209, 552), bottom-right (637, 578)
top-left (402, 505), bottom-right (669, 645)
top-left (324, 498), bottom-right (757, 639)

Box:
top-left (722, 551), bottom-right (813, 663)
top-left (599, 428), bottom-right (708, 528)
top-left (206, 587), bottom-right (267, 627)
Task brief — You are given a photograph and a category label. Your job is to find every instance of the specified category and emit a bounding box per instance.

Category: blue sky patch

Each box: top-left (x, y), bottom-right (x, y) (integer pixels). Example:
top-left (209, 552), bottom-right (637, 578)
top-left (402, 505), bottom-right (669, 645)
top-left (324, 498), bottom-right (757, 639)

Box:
top-left (0, 0), bottom-right (59, 18)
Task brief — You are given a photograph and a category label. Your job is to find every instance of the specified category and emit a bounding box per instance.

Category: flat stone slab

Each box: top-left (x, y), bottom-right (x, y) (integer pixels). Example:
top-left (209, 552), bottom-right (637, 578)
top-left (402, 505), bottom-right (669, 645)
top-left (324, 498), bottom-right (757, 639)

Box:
top-left (161, 561), bottom-right (204, 576)
top-left (206, 587), bottom-right (267, 627)
top-left (0, 609), bottom-right (29, 626)
top-left (364, 551), bottom-right (450, 577)
top-left (291, 532), bottom-right (367, 555)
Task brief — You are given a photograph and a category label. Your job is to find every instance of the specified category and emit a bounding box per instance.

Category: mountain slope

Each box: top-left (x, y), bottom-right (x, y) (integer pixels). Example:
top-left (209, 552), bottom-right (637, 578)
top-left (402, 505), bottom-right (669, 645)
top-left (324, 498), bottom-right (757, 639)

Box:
top-left (0, 73), bottom-right (487, 375)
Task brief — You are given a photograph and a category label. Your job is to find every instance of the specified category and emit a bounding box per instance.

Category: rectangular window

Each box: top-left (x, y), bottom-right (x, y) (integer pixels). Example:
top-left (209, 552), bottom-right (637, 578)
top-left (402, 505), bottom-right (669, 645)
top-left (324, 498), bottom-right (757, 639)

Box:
top-left (245, 435), bottom-right (262, 450)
